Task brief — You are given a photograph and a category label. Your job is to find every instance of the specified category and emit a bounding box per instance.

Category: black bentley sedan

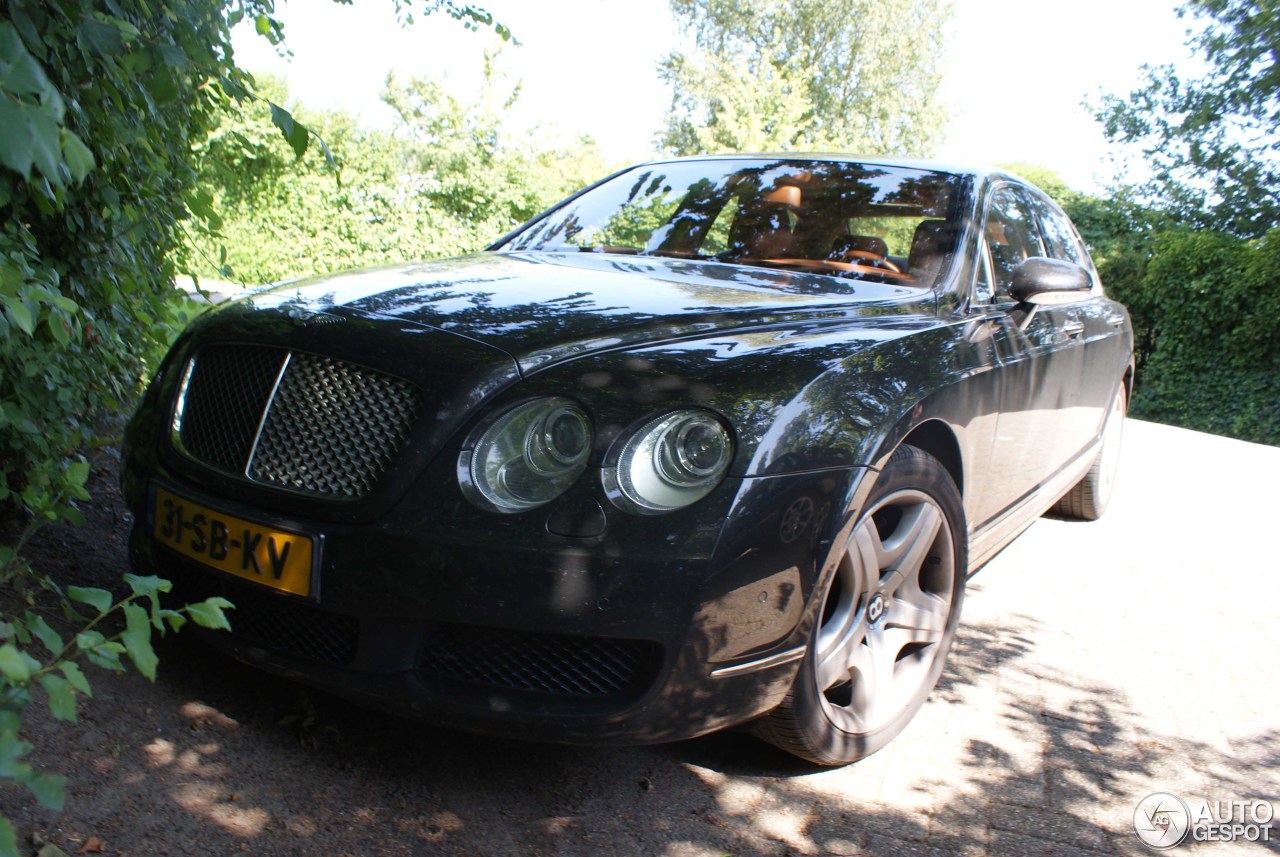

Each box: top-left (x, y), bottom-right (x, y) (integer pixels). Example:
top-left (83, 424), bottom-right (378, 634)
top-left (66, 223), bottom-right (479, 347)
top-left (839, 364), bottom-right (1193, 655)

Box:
top-left (123, 156), bottom-right (1133, 765)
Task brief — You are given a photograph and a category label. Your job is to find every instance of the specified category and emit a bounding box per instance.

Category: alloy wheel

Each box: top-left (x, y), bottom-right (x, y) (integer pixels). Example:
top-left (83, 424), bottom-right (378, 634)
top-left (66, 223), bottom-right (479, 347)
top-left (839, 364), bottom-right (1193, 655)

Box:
top-left (814, 488), bottom-right (957, 734)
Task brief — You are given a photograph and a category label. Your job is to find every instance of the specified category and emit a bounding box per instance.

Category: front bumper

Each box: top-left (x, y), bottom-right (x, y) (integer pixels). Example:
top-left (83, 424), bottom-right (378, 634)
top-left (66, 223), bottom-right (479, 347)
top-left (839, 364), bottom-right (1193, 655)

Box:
top-left (125, 461), bottom-right (863, 745)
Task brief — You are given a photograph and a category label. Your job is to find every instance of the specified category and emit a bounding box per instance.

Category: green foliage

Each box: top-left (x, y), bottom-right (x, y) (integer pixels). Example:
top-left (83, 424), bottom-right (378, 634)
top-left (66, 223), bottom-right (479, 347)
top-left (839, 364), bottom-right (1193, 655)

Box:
top-left (1121, 229), bottom-right (1280, 444)
top-left (998, 163), bottom-right (1280, 445)
top-left (0, 0), bottom-right (232, 540)
top-left (379, 0), bottom-right (514, 41)
top-left (0, 578), bottom-right (233, 855)
top-left (1095, 0), bottom-right (1280, 238)
top-left (0, 0), bottom-right (508, 848)
top-left (1083, 1), bottom-right (1280, 434)
top-left (0, 0), bottom-right (512, 526)
top-left (184, 65), bottom-right (610, 285)
top-left (660, 0), bottom-right (951, 156)
top-left (1067, 193), bottom-right (1280, 445)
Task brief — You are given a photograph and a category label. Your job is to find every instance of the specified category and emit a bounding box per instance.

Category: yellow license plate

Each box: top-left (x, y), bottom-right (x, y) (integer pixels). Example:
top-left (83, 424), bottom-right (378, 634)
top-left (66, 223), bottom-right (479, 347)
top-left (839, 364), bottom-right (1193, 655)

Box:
top-left (151, 485), bottom-right (314, 597)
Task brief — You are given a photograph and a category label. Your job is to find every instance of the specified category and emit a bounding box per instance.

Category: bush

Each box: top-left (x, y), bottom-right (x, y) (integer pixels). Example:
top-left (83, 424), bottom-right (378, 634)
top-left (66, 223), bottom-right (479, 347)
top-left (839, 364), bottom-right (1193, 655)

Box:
top-left (1, 2), bottom-right (515, 847)
top-left (182, 70), bottom-right (611, 286)
top-left (1122, 229), bottom-right (1280, 445)
top-left (1, 0), bottom-right (230, 531)
top-left (0, 3), bottom-right (246, 845)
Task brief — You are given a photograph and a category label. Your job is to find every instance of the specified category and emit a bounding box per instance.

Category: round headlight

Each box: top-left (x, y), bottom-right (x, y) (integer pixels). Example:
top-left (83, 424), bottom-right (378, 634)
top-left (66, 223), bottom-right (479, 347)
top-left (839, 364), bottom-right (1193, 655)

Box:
top-left (605, 410), bottom-right (734, 514)
top-left (460, 398), bottom-right (592, 513)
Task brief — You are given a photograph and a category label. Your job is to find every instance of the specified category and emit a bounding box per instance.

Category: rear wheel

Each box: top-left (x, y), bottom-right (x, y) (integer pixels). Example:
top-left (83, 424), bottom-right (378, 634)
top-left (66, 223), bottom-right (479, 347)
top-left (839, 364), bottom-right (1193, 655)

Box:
top-left (1052, 384), bottom-right (1126, 521)
top-left (754, 445), bottom-right (966, 765)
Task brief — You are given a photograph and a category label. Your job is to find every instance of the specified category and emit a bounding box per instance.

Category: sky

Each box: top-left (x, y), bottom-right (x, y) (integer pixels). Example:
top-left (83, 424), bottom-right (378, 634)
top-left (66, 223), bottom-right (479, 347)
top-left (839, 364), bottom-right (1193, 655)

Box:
top-left (230, 0), bottom-right (1200, 193)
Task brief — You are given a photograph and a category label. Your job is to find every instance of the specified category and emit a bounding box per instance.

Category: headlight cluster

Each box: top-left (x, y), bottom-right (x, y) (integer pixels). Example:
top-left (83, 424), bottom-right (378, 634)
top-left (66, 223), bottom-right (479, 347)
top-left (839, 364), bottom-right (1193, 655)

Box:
top-left (603, 410), bottom-right (733, 514)
top-left (459, 398), bottom-right (734, 516)
top-left (459, 398), bottom-right (592, 513)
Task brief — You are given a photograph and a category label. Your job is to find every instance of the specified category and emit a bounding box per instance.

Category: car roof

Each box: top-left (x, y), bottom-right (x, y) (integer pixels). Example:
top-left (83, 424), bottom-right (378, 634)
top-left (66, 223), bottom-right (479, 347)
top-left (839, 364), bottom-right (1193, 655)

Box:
top-left (628, 153), bottom-right (1019, 185)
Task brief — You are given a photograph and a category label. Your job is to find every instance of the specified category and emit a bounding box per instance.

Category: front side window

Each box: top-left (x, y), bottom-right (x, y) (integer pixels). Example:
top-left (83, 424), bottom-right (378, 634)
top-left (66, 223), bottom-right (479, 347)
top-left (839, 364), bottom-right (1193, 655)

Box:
top-left (1027, 193), bottom-right (1090, 271)
top-left (984, 185), bottom-right (1045, 302)
top-left (501, 159), bottom-right (967, 293)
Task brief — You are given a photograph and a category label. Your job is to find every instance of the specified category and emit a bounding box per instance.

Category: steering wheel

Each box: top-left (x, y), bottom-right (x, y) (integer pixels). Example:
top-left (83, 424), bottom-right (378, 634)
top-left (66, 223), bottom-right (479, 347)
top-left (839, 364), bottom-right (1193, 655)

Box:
top-left (839, 249), bottom-right (903, 273)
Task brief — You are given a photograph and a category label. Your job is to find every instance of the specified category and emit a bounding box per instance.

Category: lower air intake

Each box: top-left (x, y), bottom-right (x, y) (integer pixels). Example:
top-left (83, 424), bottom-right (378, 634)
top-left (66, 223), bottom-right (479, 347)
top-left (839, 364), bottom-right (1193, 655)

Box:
top-left (419, 624), bottom-right (661, 697)
top-left (168, 563), bottom-right (359, 666)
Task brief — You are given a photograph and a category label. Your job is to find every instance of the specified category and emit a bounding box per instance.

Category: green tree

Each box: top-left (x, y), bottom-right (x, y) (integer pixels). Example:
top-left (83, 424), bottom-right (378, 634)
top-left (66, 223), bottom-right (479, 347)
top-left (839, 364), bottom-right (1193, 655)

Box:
top-left (184, 77), bottom-right (455, 285)
top-left (1088, 0), bottom-right (1280, 444)
top-left (381, 59), bottom-right (610, 246)
top-left (1095, 0), bottom-right (1280, 237)
top-left (1, 0), bottom-right (228, 544)
top-left (659, 0), bottom-right (951, 156)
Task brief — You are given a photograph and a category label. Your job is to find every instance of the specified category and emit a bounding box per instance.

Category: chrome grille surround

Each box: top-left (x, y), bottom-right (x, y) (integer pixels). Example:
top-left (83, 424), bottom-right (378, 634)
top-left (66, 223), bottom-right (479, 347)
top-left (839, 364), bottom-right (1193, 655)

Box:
top-left (171, 344), bottom-right (421, 499)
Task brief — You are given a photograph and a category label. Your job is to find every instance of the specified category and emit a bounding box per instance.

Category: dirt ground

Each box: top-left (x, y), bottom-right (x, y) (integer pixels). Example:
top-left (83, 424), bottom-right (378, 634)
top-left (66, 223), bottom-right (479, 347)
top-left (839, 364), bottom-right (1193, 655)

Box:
top-left (3, 421), bottom-right (1279, 857)
top-left (6, 449), bottom-right (823, 857)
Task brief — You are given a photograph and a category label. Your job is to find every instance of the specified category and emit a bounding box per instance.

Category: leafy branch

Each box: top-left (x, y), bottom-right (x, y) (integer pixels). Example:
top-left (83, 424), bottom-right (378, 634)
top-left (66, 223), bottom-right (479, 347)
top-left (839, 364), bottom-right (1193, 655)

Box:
top-left (0, 575), bottom-right (233, 857)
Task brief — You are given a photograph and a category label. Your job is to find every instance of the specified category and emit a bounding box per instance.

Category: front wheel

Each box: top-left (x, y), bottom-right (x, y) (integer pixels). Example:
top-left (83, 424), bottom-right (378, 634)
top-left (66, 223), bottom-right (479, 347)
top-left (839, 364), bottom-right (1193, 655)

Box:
top-left (754, 445), bottom-right (967, 766)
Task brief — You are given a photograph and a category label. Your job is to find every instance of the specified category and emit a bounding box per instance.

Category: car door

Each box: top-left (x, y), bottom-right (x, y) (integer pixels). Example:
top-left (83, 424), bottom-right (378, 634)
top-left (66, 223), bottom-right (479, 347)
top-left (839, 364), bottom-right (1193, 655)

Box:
top-left (969, 183), bottom-right (1089, 527)
top-left (1025, 191), bottom-right (1128, 462)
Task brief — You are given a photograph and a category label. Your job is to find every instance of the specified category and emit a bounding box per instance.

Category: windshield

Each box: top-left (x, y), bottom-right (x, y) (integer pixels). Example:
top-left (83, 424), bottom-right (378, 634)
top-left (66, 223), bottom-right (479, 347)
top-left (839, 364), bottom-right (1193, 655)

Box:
top-left (500, 158), bottom-right (966, 291)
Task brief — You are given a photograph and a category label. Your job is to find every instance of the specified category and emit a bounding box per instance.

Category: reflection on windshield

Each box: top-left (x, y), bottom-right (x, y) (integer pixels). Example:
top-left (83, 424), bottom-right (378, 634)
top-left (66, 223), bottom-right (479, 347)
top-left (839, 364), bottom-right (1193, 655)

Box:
top-left (502, 159), bottom-right (966, 294)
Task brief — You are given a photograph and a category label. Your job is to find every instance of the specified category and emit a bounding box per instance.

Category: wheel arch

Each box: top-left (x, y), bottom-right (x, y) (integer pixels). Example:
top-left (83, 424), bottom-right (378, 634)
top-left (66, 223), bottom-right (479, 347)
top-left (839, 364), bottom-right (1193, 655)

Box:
top-left (896, 419), bottom-right (964, 498)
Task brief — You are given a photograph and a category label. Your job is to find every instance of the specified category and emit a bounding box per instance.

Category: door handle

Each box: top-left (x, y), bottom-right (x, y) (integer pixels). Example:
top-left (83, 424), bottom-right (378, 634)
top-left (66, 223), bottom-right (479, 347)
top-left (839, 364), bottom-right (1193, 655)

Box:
top-left (1105, 313), bottom-right (1126, 327)
top-left (1062, 320), bottom-right (1085, 339)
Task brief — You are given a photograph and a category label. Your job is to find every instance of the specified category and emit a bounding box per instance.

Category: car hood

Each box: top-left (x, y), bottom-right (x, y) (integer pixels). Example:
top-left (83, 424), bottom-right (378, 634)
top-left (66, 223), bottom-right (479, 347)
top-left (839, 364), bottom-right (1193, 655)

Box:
top-left (241, 252), bottom-right (926, 374)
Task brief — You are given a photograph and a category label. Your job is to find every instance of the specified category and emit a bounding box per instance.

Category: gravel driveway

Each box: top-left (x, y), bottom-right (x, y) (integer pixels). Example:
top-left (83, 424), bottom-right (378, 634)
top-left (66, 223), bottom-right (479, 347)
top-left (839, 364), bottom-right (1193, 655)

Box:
top-left (9, 419), bottom-right (1279, 856)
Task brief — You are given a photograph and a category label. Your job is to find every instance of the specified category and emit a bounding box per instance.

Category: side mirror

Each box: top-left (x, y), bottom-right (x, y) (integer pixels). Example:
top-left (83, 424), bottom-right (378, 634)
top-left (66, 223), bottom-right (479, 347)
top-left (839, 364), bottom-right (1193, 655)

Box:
top-left (1010, 257), bottom-right (1092, 304)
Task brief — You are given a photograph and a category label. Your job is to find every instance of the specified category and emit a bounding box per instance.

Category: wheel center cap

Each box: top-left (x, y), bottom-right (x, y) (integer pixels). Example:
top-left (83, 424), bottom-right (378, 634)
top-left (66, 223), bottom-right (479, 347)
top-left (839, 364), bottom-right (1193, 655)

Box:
top-left (867, 593), bottom-right (887, 624)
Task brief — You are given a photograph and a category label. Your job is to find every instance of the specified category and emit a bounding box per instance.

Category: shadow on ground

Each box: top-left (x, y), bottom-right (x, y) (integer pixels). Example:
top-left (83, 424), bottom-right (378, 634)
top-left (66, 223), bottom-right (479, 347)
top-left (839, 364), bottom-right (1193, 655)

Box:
top-left (14, 604), bottom-right (1276, 856)
top-left (7, 454), bottom-right (1279, 857)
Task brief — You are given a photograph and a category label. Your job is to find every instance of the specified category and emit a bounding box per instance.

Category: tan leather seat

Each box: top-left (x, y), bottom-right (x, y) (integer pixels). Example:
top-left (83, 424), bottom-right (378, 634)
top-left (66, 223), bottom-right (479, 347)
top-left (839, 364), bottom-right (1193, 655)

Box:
top-left (830, 234), bottom-right (890, 261)
top-left (726, 186), bottom-right (802, 258)
top-left (908, 220), bottom-right (957, 285)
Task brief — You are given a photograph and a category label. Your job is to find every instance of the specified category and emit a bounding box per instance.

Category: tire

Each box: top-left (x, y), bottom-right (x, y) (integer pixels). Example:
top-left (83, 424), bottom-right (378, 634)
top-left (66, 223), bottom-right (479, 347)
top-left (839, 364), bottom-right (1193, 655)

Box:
top-left (1052, 384), bottom-right (1126, 521)
top-left (753, 445), bottom-right (967, 766)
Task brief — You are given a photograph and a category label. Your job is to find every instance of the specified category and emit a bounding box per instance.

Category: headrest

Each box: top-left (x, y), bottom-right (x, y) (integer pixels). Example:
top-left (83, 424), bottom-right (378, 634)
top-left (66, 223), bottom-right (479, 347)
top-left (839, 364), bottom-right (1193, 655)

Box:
top-left (762, 185), bottom-right (802, 208)
top-left (833, 234), bottom-right (889, 258)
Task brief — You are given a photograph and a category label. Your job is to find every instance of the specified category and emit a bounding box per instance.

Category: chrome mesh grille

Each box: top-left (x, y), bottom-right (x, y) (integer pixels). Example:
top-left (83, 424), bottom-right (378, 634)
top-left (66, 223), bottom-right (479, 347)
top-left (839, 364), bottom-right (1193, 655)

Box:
top-left (178, 345), bottom-right (286, 473)
top-left (419, 624), bottom-right (662, 697)
top-left (175, 345), bottom-right (421, 499)
top-left (248, 353), bottom-right (421, 497)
